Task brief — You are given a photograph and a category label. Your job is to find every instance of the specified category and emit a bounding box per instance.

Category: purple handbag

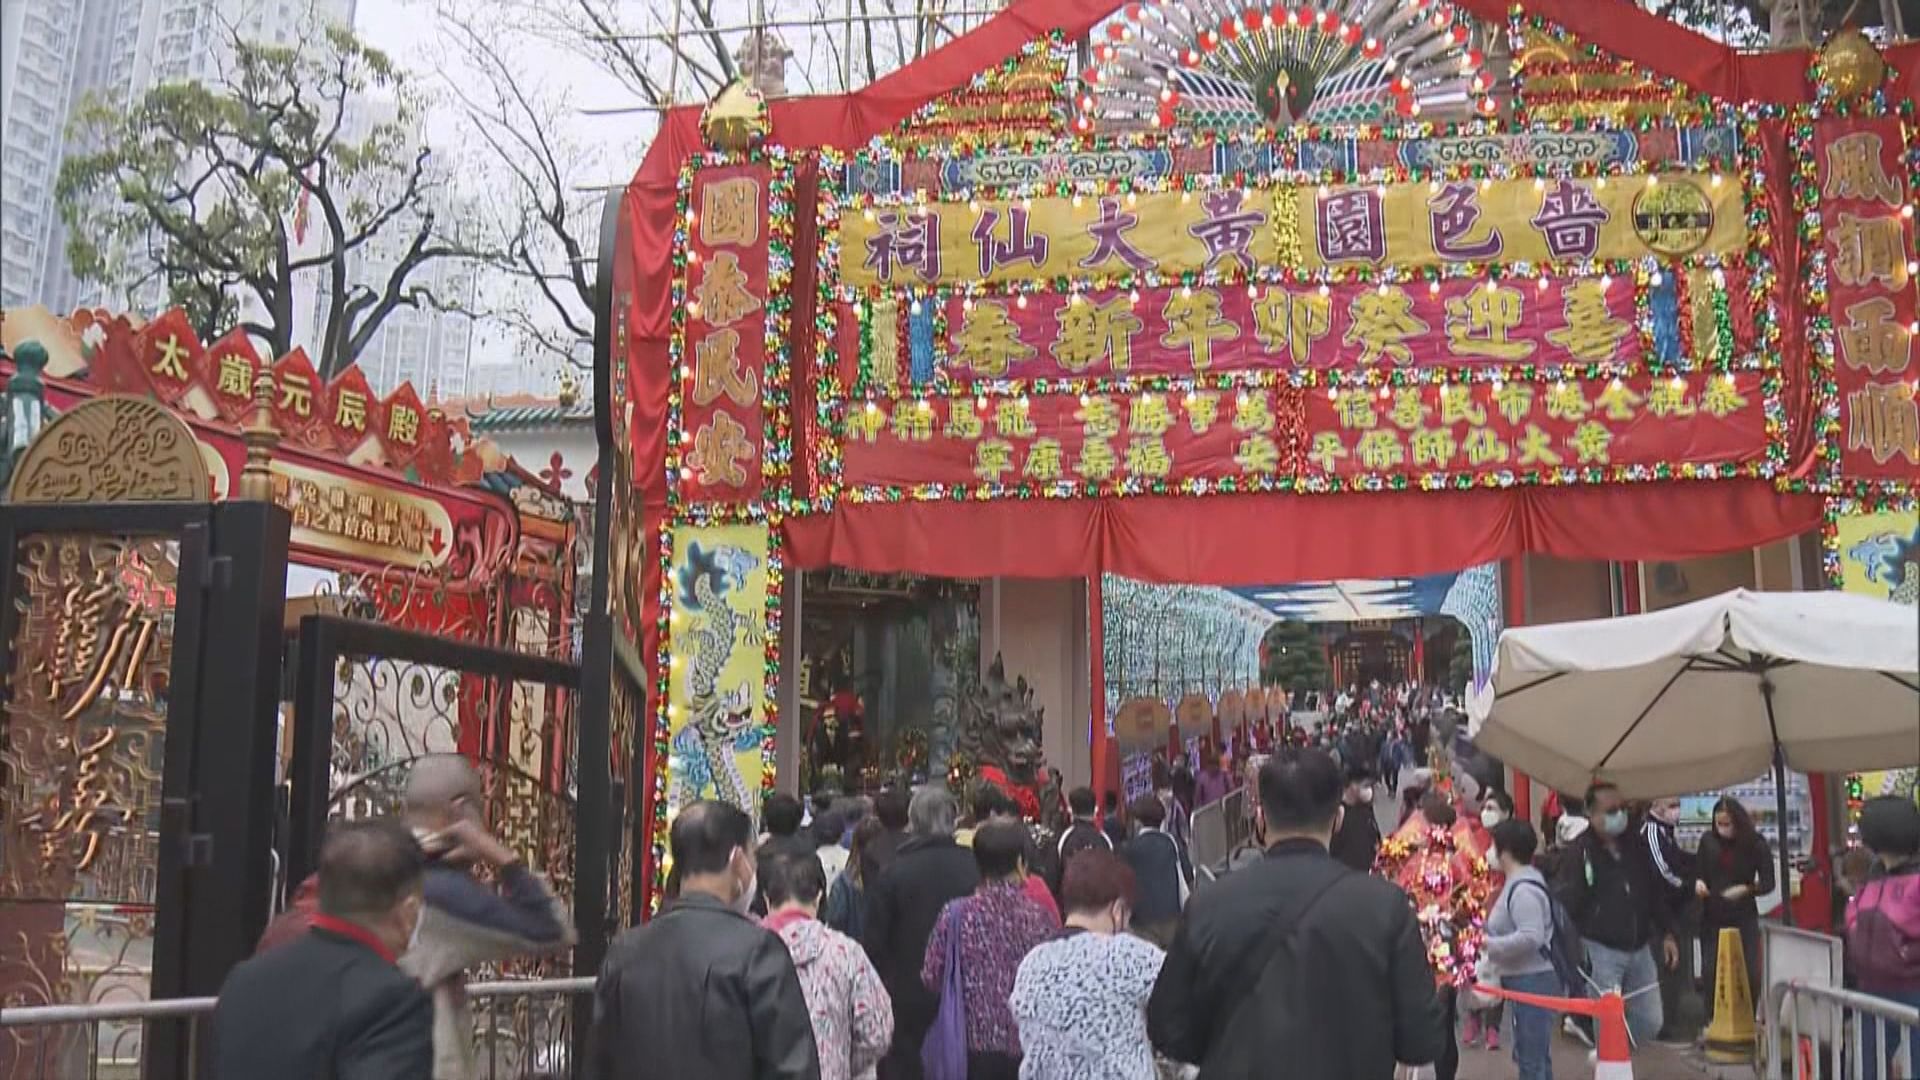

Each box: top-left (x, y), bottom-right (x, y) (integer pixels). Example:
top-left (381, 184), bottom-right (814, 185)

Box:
top-left (921, 900), bottom-right (969, 1080)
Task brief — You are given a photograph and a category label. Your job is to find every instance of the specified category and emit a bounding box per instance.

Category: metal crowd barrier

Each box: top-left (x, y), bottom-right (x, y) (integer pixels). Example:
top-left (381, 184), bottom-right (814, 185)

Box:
top-left (1766, 978), bottom-right (1920, 1080)
top-left (0, 976), bottom-right (594, 1080)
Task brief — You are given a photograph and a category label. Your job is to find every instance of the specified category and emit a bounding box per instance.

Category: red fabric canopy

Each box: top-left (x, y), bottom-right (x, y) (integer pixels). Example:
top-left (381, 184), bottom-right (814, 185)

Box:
top-left (779, 483), bottom-right (1822, 585)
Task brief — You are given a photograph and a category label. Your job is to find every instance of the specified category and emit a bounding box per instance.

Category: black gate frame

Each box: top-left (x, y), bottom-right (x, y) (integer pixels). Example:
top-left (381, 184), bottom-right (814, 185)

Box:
top-left (285, 614), bottom-right (586, 888)
top-left (0, 500), bottom-right (290, 1080)
top-left (286, 613), bottom-right (600, 1068)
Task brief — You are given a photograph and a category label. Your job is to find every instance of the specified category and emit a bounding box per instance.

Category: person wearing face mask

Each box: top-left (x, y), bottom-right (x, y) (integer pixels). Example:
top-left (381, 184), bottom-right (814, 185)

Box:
top-left (1462, 789), bottom-right (1516, 1053)
top-left (1329, 762), bottom-right (1383, 873)
top-left (1692, 796), bottom-right (1774, 1018)
top-left (1640, 796), bottom-right (1700, 1043)
top-left (1481, 819), bottom-right (1561, 1080)
top-left (1555, 781), bottom-right (1678, 1047)
top-left (214, 819), bottom-right (433, 1079)
top-left (399, 756), bottom-right (574, 1080)
top-left (592, 799), bottom-right (821, 1080)
top-left (1010, 850), bottom-right (1166, 1080)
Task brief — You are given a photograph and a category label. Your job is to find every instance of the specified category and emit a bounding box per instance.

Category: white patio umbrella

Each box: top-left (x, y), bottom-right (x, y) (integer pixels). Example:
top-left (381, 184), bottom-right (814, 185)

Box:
top-left (1469, 588), bottom-right (1920, 922)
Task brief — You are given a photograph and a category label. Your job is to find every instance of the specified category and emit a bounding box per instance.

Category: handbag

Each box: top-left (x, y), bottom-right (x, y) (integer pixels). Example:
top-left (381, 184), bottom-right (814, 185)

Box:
top-left (921, 899), bottom-right (970, 1080)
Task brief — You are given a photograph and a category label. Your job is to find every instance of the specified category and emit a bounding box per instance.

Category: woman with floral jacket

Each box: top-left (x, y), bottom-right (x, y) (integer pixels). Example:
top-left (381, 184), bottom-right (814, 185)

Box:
top-left (763, 851), bottom-right (894, 1080)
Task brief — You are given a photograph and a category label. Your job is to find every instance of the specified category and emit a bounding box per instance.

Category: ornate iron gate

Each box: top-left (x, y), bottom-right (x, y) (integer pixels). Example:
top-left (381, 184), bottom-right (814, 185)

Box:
top-left (0, 502), bottom-right (289, 1080)
top-left (287, 614), bottom-right (592, 1074)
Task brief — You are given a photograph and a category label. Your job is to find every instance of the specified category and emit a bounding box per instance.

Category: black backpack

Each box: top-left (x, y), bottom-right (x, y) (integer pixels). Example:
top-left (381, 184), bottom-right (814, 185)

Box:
top-left (1511, 877), bottom-right (1589, 996)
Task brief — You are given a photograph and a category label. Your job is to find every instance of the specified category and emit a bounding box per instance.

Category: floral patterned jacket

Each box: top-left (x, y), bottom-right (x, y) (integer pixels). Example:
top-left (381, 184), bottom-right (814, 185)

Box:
top-left (766, 910), bottom-right (894, 1080)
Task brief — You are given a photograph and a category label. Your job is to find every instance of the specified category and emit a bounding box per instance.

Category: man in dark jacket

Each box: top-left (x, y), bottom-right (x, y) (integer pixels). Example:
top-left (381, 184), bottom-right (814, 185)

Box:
top-left (1123, 794), bottom-right (1186, 947)
top-left (1557, 782), bottom-right (1678, 1046)
top-left (863, 788), bottom-right (911, 883)
top-left (761, 792), bottom-right (814, 861)
top-left (1329, 761), bottom-right (1382, 873)
top-left (1052, 786), bottom-right (1112, 894)
top-left (214, 819), bottom-right (432, 1079)
top-left (862, 786), bottom-right (978, 1080)
top-left (1147, 748), bottom-right (1445, 1079)
top-left (592, 799), bottom-right (819, 1080)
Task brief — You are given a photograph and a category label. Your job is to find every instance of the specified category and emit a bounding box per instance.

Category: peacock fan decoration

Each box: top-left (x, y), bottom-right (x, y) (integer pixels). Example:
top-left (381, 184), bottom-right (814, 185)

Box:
top-left (1076, 0), bottom-right (1493, 132)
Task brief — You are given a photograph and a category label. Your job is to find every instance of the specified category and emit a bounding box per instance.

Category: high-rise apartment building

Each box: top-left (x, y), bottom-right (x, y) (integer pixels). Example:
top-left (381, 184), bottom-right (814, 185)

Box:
top-left (0, 0), bottom-right (356, 311)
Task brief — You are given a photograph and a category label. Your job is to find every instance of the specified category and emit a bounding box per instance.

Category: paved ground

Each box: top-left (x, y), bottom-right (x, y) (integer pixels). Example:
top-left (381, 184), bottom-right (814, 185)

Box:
top-left (1453, 1022), bottom-right (1740, 1079)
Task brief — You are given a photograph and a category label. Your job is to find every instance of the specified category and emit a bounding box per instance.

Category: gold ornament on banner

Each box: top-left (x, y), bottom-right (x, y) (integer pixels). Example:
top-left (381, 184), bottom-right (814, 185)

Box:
top-left (702, 80), bottom-right (769, 153)
top-left (1818, 28), bottom-right (1886, 101)
top-left (9, 395), bottom-right (210, 504)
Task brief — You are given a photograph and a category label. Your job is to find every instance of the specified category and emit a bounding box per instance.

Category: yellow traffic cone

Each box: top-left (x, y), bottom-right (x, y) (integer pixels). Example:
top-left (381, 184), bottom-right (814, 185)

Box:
top-left (1704, 927), bottom-right (1757, 1063)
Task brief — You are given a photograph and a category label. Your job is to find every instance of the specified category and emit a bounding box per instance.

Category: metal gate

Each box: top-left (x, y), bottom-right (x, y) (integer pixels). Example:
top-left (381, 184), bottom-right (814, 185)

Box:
top-left (0, 501), bottom-right (289, 1080)
top-left (286, 614), bottom-right (591, 1073)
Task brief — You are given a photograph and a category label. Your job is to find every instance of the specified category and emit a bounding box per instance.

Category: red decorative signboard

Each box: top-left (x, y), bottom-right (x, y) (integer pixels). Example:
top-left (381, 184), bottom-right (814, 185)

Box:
top-left (36, 377), bottom-right (516, 579)
top-left (1816, 116), bottom-right (1920, 482)
top-left (849, 277), bottom-right (1655, 386)
top-left (839, 371), bottom-right (1768, 495)
top-left (678, 163), bottom-right (772, 504)
top-left (842, 389), bottom-right (1299, 491)
top-left (1297, 371), bottom-right (1768, 483)
top-left (112, 310), bottom-right (465, 483)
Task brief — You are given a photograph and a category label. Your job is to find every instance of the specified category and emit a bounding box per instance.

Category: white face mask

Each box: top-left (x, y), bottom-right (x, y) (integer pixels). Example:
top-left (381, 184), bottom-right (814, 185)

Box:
top-left (734, 868), bottom-right (758, 914)
top-left (1482, 807), bottom-right (1506, 828)
top-left (1355, 785), bottom-right (1375, 804)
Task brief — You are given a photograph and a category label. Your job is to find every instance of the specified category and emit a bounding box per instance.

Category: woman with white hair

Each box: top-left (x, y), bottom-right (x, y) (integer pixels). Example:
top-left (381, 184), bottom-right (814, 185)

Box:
top-left (862, 786), bottom-right (980, 1080)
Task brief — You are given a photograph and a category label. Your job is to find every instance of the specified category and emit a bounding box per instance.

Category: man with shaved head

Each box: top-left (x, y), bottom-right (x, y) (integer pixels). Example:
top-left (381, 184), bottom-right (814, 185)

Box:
top-left (400, 754), bottom-right (575, 1080)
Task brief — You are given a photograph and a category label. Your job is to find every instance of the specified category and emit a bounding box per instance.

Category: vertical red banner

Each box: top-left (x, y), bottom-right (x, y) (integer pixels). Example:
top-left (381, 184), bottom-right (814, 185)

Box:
top-left (682, 163), bottom-right (771, 504)
top-left (1816, 116), bottom-right (1920, 482)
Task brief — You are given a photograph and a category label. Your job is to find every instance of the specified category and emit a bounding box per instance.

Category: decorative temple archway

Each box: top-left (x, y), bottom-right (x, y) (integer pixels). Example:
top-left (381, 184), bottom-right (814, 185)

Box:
top-left (597, 0), bottom-right (1920, 910)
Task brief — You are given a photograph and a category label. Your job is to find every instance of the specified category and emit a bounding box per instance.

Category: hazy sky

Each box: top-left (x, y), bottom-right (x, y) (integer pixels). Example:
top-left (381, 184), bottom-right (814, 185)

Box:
top-left (348, 0), bottom-right (660, 377)
top-left (353, 0), bottom-right (658, 188)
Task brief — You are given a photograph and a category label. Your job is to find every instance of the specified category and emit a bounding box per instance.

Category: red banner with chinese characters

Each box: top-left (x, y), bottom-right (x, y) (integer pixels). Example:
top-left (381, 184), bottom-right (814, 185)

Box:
top-left (884, 277), bottom-right (1648, 385)
top-left (841, 389), bottom-right (1302, 492)
top-left (838, 372), bottom-right (1768, 494)
top-left (1299, 371), bottom-right (1769, 483)
top-left (1816, 117), bottom-right (1920, 482)
top-left (680, 163), bottom-right (771, 503)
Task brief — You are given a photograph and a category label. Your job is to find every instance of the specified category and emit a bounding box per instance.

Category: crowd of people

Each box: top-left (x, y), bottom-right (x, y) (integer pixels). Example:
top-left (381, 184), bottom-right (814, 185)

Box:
top-left (204, 730), bottom-right (1920, 1080)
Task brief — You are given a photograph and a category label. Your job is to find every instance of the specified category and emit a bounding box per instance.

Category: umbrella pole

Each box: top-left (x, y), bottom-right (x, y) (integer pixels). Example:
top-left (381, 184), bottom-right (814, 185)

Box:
top-left (1760, 677), bottom-right (1795, 928)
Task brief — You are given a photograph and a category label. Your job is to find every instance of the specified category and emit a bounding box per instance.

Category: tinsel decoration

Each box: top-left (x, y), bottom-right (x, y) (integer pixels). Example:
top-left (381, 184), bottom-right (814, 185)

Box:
top-left (1377, 815), bottom-right (1501, 987)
